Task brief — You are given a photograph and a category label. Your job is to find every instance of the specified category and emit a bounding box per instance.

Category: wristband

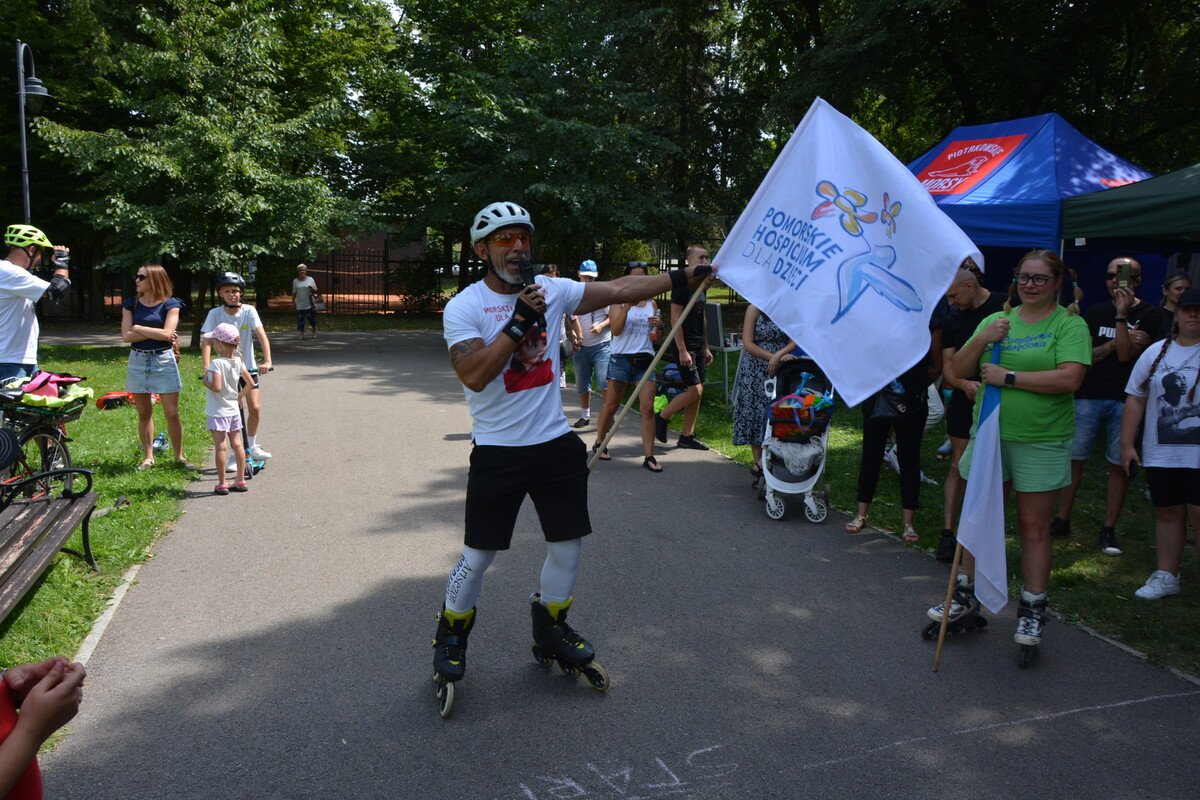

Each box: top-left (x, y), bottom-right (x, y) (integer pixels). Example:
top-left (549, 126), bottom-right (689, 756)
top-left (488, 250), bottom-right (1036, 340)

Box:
top-left (502, 296), bottom-right (539, 342)
top-left (1114, 317), bottom-right (1127, 323)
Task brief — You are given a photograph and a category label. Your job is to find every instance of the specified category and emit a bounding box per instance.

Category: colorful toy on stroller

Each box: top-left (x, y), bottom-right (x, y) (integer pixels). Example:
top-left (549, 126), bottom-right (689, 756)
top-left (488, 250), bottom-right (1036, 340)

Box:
top-left (760, 358), bottom-right (835, 522)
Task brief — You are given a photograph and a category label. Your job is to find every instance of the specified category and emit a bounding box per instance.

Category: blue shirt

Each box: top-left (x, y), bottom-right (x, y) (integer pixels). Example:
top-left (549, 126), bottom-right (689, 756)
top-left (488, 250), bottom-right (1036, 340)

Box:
top-left (123, 297), bottom-right (183, 351)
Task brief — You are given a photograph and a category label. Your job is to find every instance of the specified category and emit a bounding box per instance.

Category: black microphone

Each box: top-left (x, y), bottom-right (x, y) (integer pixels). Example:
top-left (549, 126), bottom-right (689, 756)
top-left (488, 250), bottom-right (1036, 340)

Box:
top-left (518, 258), bottom-right (546, 329)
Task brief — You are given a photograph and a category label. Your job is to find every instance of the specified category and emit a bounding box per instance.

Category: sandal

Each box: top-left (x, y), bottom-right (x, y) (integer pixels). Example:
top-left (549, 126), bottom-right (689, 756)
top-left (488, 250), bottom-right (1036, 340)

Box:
top-left (591, 444), bottom-right (611, 461)
top-left (137, 459), bottom-right (155, 471)
top-left (903, 524), bottom-right (919, 543)
top-left (230, 481), bottom-right (249, 492)
top-left (214, 484), bottom-right (230, 496)
top-left (749, 463), bottom-right (763, 485)
top-left (643, 456), bottom-right (662, 473)
top-left (844, 514), bottom-right (868, 534)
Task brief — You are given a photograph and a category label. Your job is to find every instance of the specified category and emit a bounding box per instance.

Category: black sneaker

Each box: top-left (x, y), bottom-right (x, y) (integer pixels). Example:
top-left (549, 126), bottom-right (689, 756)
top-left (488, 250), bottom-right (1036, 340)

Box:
top-left (1049, 516), bottom-right (1071, 538)
top-left (654, 413), bottom-right (668, 443)
top-left (676, 435), bottom-right (709, 451)
top-left (573, 417), bottom-right (589, 428)
top-left (1098, 526), bottom-right (1122, 556)
top-left (935, 529), bottom-right (956, 563)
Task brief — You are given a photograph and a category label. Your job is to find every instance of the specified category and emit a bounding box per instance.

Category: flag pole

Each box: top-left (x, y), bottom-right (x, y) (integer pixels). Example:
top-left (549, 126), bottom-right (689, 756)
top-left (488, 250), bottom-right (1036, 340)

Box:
top-left (587, 276), bottom-right (713, 471)
top-left (932, 543), bottom-right (964, 672)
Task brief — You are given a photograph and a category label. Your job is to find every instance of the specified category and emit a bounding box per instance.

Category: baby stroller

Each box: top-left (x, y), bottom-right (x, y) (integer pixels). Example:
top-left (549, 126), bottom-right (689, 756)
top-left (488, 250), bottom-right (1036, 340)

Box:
top-left (759, 358), bottom-right (836, 523)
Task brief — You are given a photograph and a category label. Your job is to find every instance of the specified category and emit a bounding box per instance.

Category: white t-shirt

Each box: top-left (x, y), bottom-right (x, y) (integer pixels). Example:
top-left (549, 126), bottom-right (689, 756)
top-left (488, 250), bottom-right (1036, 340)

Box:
top-left (577, 306), bottom-right (611, 348)
top-left (1125, 340), bottom-right (1200, 467)
top-left (0, 259), bottom-right (50, 364)
top-left (204, 356), bottom-right (243, 418)
top-left (201, 305), bottom-right (264, 370)
top-left (292, 277), bottom-right (318, 310)
top-left (443, 276), bottom-right (586, 446)
top-left (611, 302), bottom-right (656, 356)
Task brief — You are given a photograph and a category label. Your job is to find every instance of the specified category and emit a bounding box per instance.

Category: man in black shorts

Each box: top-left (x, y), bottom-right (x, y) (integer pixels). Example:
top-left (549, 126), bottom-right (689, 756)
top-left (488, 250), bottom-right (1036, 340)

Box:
top-left (432, 202), bottom-right (713, 702)
top-left (654, 244), bottom-right (713, 450)
top-left (937, 258), bottom-right (1005, 561)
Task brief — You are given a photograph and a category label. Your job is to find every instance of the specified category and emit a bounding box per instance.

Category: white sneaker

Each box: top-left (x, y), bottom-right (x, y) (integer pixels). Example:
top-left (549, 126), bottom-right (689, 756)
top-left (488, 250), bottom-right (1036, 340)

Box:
top-left (882, 445), bottom-right (900, 474)
top-left (248, 444), bottom-right (272, 460)
top-left (937, 437), bottom-right (952, 455)
top-left (919, 470), bottom-right (939, 486)
top-left (1134, 570), bottom-right (1180, 600)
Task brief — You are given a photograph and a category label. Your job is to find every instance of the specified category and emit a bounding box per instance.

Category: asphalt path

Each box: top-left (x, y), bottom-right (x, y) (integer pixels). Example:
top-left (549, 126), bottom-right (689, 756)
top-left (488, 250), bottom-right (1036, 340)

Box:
top-left (40, 330), bottom-right (1200, 799)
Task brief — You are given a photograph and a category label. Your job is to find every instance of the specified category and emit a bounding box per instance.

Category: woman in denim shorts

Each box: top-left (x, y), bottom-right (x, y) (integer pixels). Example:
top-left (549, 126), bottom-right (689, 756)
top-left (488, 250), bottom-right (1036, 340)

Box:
top-left (121, 263), bottom-right (186, 469)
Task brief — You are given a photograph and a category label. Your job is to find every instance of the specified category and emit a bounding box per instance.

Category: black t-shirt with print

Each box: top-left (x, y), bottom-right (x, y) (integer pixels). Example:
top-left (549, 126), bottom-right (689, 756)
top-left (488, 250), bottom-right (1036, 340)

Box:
top-left (1077, 300), bottom-right (1165, 400)
top-left (942, 291), bottom-right (1007, 407)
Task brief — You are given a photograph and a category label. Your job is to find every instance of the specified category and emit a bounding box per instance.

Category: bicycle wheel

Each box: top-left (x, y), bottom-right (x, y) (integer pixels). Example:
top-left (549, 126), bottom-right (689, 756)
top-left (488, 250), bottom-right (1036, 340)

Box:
top-left (9, 424), bottom-right (72, 498)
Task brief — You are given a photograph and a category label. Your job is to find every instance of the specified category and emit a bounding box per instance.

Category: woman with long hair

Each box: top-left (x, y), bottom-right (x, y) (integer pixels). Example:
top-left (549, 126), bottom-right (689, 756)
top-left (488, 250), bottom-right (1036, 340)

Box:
top-left (928, 250), bottom-right (1090, 652)
top-left (121, 263), bottom-right (186, 469)
top-left (1123, 288), bottom-right (1200, 599)
top-left (1159, 270), bottom-right (1192, 338)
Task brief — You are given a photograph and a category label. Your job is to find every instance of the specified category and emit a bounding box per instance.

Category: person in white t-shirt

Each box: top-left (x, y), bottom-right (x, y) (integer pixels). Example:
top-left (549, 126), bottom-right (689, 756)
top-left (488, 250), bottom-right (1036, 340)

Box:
top-left (201, 323), bottom-right (255, 494)
top-left (0, 224), bottom-right (71, 383)
top-left (291, 263), bottom-right (321, 340)
top-left (570, 260), bottom-right (610, 429)
top-left (200, 272), bottom-right (274, 462)
top-left (1122, 288), bottom-right (1200, 600)
top-left (430, 201), bottom-right (713, 714)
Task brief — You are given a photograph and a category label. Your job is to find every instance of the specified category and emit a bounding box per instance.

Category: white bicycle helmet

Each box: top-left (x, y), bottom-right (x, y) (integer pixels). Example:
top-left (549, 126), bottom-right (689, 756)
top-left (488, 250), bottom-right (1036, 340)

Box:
top-left (470, 202), bottom-right (535, 244)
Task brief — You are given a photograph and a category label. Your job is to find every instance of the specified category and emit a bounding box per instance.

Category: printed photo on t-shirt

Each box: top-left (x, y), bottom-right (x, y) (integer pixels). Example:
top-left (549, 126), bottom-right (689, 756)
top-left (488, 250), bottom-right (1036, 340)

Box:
top-left (1156, 370), bottom-right (1200, 445)
top-left (503, 327), bottom-right (553, 393)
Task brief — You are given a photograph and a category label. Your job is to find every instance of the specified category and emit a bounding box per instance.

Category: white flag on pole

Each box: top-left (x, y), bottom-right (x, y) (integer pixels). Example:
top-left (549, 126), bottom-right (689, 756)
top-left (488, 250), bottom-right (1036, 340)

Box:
top-left (714, 98), bottom-right (983, 407)
top-left (956, 355), bottom-right (1009, 614)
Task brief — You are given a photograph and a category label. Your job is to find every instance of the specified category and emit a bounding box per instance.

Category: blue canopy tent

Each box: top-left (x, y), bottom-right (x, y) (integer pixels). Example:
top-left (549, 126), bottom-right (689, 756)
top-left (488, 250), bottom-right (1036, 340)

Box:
top-left (907, 113), bottom-right (1152, 250)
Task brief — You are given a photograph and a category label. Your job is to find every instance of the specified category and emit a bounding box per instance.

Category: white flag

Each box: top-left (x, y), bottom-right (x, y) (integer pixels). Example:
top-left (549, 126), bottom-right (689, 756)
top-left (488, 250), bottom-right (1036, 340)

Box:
top-left (714, 98), bottom-right (983, 407)
top-left (956, 371), bottom-right (1008, 613)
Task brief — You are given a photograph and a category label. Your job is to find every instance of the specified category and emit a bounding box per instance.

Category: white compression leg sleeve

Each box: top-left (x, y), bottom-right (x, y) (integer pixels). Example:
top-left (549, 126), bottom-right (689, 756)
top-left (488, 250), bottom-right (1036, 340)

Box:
top-left (444, 546), bottom-right (497, 613)
top-left (539, 539), bottom-right (583, 606)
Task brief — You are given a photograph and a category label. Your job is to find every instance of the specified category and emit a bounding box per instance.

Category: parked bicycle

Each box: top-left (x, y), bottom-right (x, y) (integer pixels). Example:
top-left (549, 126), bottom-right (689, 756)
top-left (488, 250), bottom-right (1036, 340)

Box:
top-left (0, 385), bottom-right (85, 497)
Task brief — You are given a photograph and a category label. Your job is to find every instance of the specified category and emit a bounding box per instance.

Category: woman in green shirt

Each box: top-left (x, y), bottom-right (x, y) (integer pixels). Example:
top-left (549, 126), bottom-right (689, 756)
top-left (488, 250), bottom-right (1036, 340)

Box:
top-left (929, 250), bottom-right (1091, 649)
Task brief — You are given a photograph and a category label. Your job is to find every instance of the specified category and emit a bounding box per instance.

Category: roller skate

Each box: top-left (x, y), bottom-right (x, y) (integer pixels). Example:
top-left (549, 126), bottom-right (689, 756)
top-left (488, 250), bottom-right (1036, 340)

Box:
top-left (922, 574), bottom-right (987, 640)
top-left (1014, 589), bottom-right (1048, 669)
top-left (431, 605), bottom-right (475, 718)
top-left (529, 594), bottom-right (610, 691)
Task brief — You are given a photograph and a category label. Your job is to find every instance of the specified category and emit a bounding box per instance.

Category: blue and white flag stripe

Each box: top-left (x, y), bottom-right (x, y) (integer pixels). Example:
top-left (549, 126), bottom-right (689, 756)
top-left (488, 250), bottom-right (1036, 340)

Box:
top-left (956, 349), bottom-right (1008, 614)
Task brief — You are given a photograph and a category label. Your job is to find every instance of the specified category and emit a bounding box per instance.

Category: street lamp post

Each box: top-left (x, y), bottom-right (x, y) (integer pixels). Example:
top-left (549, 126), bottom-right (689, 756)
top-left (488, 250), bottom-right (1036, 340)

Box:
top-left (16, 40), bottom-right (54, 225)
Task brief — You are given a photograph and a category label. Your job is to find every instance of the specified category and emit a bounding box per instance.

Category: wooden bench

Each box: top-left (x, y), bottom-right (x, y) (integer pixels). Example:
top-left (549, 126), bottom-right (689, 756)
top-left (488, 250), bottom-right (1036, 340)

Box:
top-left (0, 469), bottom-right (98, 624)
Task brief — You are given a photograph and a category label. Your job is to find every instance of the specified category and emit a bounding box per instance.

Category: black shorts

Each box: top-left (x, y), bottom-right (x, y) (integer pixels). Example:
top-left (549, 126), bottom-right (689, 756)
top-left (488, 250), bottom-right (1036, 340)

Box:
top-left (464, 432), bottom-right (592, 550)
top-left (1145, 467), bottom-right (1200, 508)
top-left (673, 349), bottom-right (708, 388)
top-left (945, 396), bottom-right (974, 439)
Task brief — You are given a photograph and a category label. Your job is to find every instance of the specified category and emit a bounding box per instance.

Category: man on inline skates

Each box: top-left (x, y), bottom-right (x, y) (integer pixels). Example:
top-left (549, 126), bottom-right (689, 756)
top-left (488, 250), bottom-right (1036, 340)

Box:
top-left (431, 201), bottom-right (713, 716)
top-left (0, 224), bottom-right (71, 383)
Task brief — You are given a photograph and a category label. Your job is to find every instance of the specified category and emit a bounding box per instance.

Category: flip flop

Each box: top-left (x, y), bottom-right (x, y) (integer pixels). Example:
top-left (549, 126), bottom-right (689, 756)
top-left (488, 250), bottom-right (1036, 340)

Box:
top-left (643, 456), bottom-right (662, 473)
top-left (592, 445), bottom-right (611, 461)
top-left (137, 459), bottom-right (155, 471)
top-left (903, 525), bottom-right (919, 543)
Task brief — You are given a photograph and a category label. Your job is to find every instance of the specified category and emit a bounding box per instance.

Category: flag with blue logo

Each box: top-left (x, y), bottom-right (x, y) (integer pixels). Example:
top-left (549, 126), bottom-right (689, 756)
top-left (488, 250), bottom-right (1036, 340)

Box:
top-left (714, 98), bottom-right (983, 407)
top-left (957, 351), bottom-right (1008, 614)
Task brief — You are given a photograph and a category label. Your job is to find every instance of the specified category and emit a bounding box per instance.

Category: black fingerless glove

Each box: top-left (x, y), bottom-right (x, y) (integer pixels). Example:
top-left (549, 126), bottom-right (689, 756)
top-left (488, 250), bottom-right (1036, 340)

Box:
top-left (502, 296), bottom-right (539, 342)
top-left (52, 249), bottom-right (70, 270)
top-left (692, 264), bottom-right (713, 280)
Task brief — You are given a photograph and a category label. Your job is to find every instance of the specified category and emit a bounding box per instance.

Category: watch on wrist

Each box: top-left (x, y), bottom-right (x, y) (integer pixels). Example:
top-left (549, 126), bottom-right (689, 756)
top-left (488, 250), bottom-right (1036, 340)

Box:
top-left (1004, 371), bottom-right (1017, 387)
top-left (1115, 317), bottom-right (1128, 323)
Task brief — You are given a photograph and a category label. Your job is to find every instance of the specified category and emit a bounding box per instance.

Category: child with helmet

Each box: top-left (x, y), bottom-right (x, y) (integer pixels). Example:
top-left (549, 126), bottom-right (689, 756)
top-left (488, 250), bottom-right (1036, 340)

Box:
top-left (200, 271), bottom-right (274, 463)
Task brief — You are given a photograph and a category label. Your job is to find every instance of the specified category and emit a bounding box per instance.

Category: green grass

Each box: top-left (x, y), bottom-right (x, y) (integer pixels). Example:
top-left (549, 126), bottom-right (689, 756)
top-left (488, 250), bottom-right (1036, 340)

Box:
top-left (691, 388), bottom-right (1200, 677)
top-left (0, 344), bottom-right (209, 666)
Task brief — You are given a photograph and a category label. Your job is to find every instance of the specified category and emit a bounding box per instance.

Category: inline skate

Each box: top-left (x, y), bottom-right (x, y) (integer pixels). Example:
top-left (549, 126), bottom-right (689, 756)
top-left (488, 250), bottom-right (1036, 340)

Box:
top-left (529, 594), bottom-right (610, 691)
top-left (1014, 590), bottom-right (1048, 669)
top-left (431, 605), bottom-right (475, 718)
top-left (922, 574), bottom-right (987, 639)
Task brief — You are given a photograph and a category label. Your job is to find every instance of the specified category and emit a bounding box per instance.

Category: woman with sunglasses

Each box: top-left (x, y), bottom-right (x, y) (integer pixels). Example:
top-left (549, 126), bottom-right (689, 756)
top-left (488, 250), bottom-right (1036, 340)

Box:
top-left (928, 250), bottom-right (1090, 654)
top-left (121, 263), bottom-right (187, 470)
